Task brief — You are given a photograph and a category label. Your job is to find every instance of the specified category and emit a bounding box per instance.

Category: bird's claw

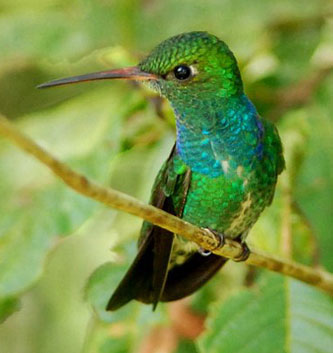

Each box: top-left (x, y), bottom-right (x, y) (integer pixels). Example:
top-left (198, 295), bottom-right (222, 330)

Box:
top-left (198, 228), bottom-right (225, 256)
top-left (198, 248), bottom-right (212, 256)
top-left (233, 242), bottom-right (250, 262)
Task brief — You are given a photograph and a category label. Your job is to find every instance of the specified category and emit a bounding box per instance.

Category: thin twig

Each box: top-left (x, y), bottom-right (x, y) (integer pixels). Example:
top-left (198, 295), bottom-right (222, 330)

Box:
top-left (0, 114), bottom-right (333, 295)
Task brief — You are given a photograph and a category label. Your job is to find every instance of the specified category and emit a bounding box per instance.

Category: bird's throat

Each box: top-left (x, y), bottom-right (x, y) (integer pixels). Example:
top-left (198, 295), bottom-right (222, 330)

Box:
top-left (174, 94), bottom-right (263, 177)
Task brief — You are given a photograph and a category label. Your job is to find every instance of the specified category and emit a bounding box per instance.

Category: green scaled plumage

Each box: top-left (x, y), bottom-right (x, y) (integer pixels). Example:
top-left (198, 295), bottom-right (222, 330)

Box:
top-left (37, 31), bottom-right (285, 311)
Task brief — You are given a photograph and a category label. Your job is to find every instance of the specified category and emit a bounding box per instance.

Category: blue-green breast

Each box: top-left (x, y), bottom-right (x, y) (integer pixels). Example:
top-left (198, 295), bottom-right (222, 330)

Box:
top-left (169, 109), bottom-right (284, 265)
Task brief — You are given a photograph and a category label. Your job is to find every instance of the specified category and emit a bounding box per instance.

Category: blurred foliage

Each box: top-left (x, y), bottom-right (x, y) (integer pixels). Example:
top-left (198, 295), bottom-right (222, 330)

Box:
top-left (0, 0), bottom-right (333, 352)
top-left (200, 273), bottom-right (333, 353)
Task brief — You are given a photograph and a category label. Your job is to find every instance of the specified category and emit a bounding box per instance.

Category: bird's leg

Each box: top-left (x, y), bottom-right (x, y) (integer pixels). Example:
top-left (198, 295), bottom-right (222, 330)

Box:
top-left (233, 235), bottom-right (251, 262)
top-left (198, 228), bottom-right (225, 256)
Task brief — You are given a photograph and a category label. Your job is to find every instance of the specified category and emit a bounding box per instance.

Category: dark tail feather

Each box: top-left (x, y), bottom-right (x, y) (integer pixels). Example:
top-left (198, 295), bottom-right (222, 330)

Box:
top-left (107, 249), bottom-right (227, 310)
top-left (106, 235), bottom-right (154, 311)
top-left (106, 228), bottom-right (173, 311)
top-left (161, 254), bottom-right (228, 302)
top-left (151, 230), bottom-right (174, 310)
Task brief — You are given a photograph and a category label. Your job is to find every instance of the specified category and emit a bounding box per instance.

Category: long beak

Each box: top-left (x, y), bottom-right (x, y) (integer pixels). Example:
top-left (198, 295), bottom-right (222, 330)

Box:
top-left (37, 66), bottom-right (158, 89)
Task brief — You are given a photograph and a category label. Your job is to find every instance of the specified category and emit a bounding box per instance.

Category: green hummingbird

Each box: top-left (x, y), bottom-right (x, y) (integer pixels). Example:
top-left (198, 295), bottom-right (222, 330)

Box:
top-left (38, 31), bottom-right (284, 311)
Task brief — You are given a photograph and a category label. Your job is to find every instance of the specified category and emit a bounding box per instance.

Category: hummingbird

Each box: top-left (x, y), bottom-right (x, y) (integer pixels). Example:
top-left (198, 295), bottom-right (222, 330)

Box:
top-left (38, 31), bottom-right (285, 311)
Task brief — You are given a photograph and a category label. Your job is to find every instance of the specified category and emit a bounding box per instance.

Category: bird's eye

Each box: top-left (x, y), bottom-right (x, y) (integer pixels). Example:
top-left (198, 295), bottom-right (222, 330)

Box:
top-left (173, 65), bottom-right (192, 80)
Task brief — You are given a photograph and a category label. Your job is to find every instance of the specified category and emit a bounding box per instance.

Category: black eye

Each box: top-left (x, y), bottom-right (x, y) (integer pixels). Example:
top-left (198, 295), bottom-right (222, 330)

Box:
top-left (173, 65), bottom-right (192, 80)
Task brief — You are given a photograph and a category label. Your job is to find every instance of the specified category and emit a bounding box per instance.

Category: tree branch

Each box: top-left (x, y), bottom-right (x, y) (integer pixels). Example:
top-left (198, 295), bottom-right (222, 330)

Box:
top-left (0, 114), bottom-right (332, 295)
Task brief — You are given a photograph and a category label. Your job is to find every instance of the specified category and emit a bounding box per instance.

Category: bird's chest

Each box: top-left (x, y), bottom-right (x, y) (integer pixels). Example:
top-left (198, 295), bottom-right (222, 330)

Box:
top-left (169, 167), bottom-right (256, 267)
top-left (180, 169), bottom-right (255, 237)
top-left (173, 132), bottom-right (273, 238)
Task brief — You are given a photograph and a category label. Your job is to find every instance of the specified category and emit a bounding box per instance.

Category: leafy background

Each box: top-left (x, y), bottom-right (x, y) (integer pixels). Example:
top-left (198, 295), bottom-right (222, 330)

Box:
top-left (0, 0), bottom-right (333, 352)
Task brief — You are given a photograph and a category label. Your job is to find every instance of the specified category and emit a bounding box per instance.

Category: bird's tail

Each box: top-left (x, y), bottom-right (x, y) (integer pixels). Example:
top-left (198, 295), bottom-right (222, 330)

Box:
top-left (106, 233), bottom-right (227, 311)
top-left (161, 253), bottom-right (227, 302)
top-left (106, 226), bottom-right (173, 311)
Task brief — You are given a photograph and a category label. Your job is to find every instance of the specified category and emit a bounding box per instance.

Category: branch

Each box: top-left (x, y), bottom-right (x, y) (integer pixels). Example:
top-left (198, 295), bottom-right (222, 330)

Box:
top-left (0, 114), bottom-right (332, 295)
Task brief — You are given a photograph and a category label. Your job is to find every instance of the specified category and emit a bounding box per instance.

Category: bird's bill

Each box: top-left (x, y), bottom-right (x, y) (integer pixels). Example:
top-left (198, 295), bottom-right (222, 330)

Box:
top-left (37, 66), bottom-right (158, 89)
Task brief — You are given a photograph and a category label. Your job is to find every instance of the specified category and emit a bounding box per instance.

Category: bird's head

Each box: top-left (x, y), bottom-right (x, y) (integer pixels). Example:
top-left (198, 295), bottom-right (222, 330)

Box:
top-left (139, 32), bottom-right (243, 103)
top-left (38, 32), bottom-right (243, 106)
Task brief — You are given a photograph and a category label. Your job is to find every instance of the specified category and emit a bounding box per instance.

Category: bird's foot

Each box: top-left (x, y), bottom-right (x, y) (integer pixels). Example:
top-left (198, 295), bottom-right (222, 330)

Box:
top-left (233, 241), bottom-right (250, 262)
top-left (198, 248), bottom-right (212, 256)
top-left (198, 228), bottom-right (225, 256)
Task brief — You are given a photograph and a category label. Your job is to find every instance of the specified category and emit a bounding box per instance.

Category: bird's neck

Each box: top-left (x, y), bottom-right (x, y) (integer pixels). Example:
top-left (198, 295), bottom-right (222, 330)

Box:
top-left (173, 94), bottom-right (264, 177)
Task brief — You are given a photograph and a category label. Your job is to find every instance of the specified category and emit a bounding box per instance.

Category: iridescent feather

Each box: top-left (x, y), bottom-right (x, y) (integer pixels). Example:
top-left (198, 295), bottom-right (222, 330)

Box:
top-left (106, 32), bottom-right (284, 311)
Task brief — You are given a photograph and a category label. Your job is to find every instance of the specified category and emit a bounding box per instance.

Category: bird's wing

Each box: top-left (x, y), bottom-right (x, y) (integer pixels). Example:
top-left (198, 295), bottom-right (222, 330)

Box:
top-left (106, 144), bottom-right (191, 311)
top-left (261, 119), bottom-right (285, 205)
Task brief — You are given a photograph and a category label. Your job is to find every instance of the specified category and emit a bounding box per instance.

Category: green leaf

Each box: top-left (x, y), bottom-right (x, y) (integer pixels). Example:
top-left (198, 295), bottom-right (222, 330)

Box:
top-left (85, 259), bottom-right (167, 352)
top-left (85, 261), bottom-right (134, 323)
top-left (199, 273), bottom-right (333, 353)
